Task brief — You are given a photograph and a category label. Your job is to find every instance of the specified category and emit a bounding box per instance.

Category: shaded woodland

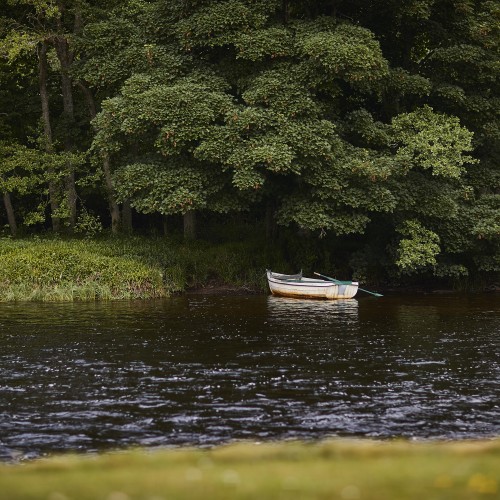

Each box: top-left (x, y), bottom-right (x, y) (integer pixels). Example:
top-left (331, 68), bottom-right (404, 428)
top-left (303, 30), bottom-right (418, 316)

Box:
top-left (1, 0), bottom-right (498, 283)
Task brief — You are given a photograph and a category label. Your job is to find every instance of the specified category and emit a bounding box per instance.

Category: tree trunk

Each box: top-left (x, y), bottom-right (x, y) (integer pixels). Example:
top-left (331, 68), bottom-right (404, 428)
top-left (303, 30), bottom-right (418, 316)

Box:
top-left (183, 211), bottom-right (196, 240)
top-left (79, 82), bottom-right (122, 233)
top-left (122, 200), bottom-right (133, 233)
top-left (54, 35), bottom-right (77, 228)
top-left (103, 153), bottom-right (121, 234)
top-left (77, 81), bottom-right (97, 119)
top-left (2, 190), bottom-right (17, 237)
top-left (39, 43), bottom-right (53, 148)
top-left (54, 37), bottom-right (74, 119)
top-left (65, 170), bottom-right (77, 228)
top-left (163, 215), bottom-right (169, 236)
top-left (282, 0), bottom-right (290, 24)
top-left (38, 40), bottom-right (61, 233)
top-left (265, 202), bottom-right (277, 241)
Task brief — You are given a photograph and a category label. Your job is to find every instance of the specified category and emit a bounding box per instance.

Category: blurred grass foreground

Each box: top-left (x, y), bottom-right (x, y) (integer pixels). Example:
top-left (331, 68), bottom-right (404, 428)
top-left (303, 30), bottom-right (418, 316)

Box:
top-left (1, 439), bottom-right (499, 499)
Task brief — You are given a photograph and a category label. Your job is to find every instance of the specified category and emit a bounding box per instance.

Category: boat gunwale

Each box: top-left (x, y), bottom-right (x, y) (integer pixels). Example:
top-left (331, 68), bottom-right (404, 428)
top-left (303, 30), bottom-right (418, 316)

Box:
top-left (267, 275), bottom-right (359, 288)
top-left (268, 277), bottom-right (332, 288)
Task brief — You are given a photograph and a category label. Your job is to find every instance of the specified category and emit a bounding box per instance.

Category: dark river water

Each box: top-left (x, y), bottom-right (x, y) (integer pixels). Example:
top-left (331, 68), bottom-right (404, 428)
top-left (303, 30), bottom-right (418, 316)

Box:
top-left (0, 293), bottom-right (499, 461)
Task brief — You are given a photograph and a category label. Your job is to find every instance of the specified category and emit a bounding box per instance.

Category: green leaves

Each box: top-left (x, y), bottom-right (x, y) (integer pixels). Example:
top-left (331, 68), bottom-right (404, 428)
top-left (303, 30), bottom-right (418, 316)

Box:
top-left (229, 136), bottom-right (295, 184)
top-left (176, 0), bottom-right (268, 50)
top-left (381, 67), bottom-right (432, 101)
top-left (0, 30), bottom-right (37, 62)
top-left (242, 65), bottom-right (320, 116)
top-left (0, 140), bottom-right (86, 228)
top-left (296, 23), bottom-right (389, 84)
top-left (8, 0), bottom-right (61, 20)
top-left (392, 106), bottom-right (477, 178)
top-left (396, 220), bottom-right (441, 273)
top-left (235, 27), bottom-right (293, 61)
top-left (114, 161), bottom-right (211, 214)
top-left (469, 194), bottom-right (500, 241)
top-left (277, 198), bottom-right (371, 234)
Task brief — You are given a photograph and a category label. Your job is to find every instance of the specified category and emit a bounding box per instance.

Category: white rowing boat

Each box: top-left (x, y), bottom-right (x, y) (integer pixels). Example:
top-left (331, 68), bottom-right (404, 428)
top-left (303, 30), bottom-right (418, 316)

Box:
top-left (266, 270), bottom-right (359, 300)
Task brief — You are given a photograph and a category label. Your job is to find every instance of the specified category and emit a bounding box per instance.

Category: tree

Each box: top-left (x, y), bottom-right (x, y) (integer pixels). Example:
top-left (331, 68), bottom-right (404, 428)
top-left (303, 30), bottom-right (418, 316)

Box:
top-left (1, 0), bottom-right (104, 230)
top-left (76, 0), bottom-right (187, 233)
top-left (1, 0), bottom-right (497, 284)
top-left (329, 0), bottom-right (499, 279)
top-left (169, 0), bottom-right (480, 279)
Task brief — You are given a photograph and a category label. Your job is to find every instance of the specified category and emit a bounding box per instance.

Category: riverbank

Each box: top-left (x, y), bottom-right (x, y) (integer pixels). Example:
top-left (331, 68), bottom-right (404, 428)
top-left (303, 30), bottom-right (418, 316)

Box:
top-left (1, 439), bottom-right (499, 499)
top-left (0, 236), bottom-right (278, 301)
top-left (1, 236), bottom-right (496, 302)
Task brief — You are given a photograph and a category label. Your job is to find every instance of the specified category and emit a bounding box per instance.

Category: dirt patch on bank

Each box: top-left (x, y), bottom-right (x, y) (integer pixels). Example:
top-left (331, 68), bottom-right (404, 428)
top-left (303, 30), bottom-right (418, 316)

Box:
top-left (186, 283), bottom-right (261, 295)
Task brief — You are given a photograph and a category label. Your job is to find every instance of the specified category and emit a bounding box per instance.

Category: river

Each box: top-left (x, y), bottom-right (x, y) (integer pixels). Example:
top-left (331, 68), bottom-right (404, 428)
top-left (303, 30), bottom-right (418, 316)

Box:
top-left (0, 293), bottom-right (499, 461)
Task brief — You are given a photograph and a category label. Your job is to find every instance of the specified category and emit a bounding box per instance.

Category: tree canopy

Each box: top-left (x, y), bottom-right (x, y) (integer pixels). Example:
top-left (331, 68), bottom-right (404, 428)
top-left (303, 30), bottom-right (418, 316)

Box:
top-left (1, 0), bottom-right (498, 283)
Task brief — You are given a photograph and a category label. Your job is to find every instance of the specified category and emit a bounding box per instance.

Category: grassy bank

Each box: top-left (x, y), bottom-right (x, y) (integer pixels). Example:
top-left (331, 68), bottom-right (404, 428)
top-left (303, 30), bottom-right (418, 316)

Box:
top-left (0, 236), bottom-right (284, 301)
top-left (1, 439), bottom-right (499, 499)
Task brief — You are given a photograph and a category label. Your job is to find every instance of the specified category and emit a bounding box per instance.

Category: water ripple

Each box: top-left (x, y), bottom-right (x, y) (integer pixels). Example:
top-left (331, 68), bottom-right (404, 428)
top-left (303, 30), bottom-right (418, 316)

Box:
top-left (0, 295), bottom-right (499, 461)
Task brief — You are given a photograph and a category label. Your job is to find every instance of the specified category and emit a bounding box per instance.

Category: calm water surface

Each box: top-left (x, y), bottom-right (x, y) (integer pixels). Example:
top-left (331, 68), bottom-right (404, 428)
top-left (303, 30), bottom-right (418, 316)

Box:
top-left (0, 294), bottom-right (499, 461)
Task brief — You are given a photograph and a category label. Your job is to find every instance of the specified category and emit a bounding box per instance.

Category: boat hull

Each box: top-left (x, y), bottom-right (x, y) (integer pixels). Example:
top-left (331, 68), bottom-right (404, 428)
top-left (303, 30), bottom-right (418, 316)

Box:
top-left (267, 271), bottom-right (358, 300)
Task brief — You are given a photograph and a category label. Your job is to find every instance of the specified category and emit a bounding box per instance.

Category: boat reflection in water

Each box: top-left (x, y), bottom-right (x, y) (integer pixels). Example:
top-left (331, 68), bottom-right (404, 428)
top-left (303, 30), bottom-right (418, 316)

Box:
top-left (267, 295), bottom-right (358, 327)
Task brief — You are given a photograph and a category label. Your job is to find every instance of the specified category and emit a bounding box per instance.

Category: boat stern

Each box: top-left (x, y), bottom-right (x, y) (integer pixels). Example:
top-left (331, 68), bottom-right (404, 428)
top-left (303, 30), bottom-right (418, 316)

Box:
top-left (325, 282), bottom-right (359, 299)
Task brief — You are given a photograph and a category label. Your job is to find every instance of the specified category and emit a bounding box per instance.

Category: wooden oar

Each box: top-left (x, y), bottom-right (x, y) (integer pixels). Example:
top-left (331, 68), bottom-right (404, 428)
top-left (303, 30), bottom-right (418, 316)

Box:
top-left (314, 272), bottom-right (383, 298)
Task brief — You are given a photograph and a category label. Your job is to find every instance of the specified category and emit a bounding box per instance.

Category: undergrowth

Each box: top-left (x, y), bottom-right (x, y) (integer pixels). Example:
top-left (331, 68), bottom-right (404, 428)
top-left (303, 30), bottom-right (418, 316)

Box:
top-left (0, 236), bottom-right (285, 301)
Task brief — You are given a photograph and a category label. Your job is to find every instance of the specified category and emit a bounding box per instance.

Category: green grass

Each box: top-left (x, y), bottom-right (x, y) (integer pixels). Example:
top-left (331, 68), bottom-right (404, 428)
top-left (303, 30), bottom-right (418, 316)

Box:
top-left (0, 236), bottom-right (285, 301)
top-left (1, 439), bottom-right (499, 499)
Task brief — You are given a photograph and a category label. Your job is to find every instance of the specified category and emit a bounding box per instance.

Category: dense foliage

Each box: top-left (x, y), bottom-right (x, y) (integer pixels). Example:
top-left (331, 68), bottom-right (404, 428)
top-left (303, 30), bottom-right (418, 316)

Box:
top-left (1, 0), bottom-right (498, 285)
